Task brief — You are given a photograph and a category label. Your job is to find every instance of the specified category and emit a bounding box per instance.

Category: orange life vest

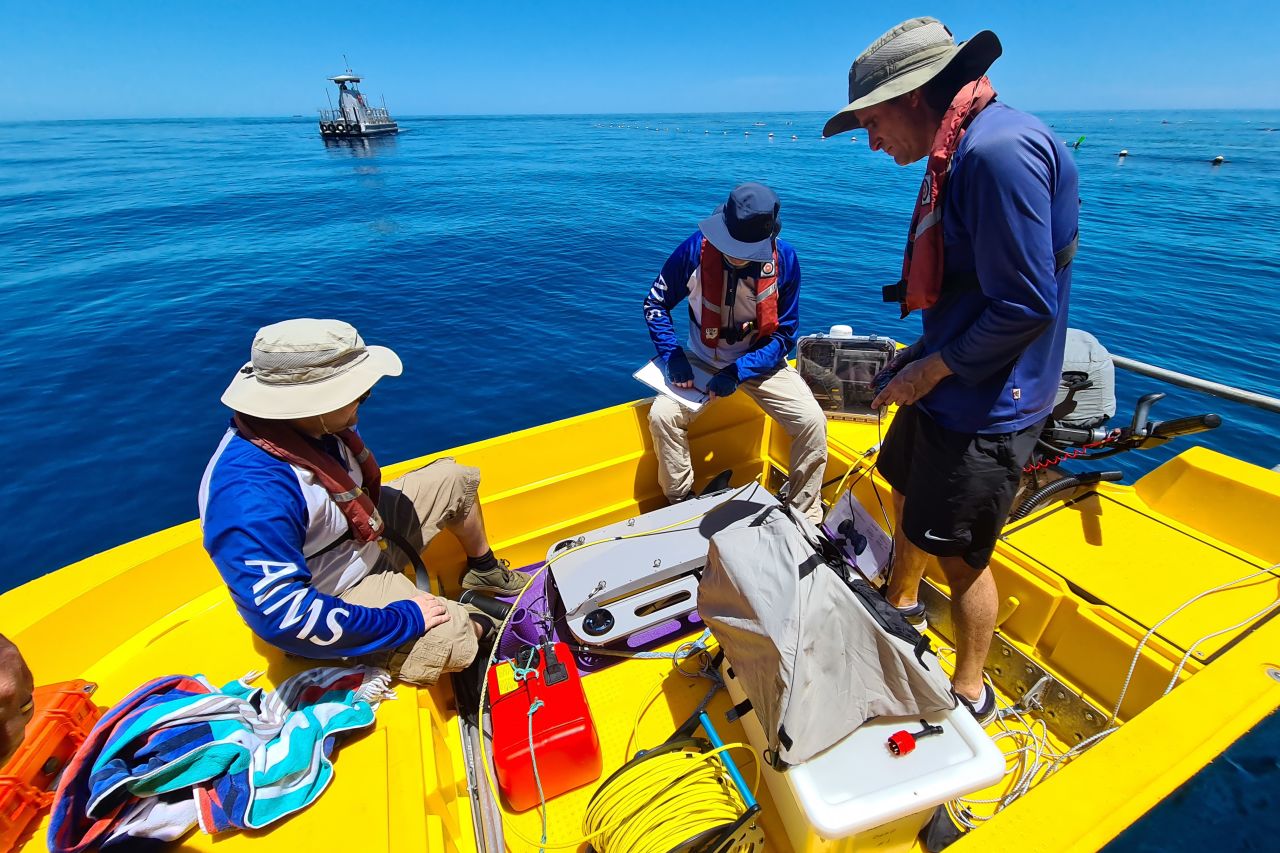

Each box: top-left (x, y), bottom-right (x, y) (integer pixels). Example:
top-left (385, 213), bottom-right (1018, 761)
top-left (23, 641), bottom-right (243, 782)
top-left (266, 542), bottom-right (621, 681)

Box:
top-left (233, 414), bottom-right (385, 543)
top-left (698, 239), bottom-right (780, 346)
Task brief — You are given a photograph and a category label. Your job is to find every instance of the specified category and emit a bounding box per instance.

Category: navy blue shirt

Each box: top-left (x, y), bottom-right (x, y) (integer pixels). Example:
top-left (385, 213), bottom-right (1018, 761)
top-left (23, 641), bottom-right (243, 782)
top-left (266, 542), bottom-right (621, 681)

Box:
top-left (919, 102), bottom-right (1079, 434)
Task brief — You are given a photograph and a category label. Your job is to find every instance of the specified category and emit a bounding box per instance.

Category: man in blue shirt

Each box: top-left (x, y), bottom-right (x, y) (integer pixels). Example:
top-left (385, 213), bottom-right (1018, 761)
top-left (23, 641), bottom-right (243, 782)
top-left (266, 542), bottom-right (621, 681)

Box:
top-left (199, 319), bottom-right (530, 685)
top-left (824, 18), bottom-right (1078, 722)
top-left (644, 183), bottom-right (827, 521)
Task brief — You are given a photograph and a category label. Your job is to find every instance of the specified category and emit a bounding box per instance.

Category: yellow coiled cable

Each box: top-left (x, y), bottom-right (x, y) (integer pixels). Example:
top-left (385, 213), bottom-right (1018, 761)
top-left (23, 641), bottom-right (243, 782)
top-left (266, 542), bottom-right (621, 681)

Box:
top-left (583, 742), bottom-right (760, 853)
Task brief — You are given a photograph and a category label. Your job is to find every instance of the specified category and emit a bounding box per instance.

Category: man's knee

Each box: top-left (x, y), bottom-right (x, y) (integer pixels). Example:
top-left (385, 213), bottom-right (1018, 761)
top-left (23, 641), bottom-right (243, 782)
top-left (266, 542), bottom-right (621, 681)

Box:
top-left (386, 600), bottom-right (479, 685)
top-left (772, 398), bottom-right (826, 443)
top-left (390, 458), bottom-right (481, 529)
top-left (423, 458), bottom-right (479, 492)
top-left (648, 398), bottom-right (687, 434)
top-left (939, 555), bottom-right (988, 588)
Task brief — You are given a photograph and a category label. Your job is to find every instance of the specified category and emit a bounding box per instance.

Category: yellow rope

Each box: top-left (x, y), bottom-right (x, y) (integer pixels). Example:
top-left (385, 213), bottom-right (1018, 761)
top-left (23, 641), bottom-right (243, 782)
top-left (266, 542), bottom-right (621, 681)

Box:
top-left (582, 743), bottom-right (761, 853)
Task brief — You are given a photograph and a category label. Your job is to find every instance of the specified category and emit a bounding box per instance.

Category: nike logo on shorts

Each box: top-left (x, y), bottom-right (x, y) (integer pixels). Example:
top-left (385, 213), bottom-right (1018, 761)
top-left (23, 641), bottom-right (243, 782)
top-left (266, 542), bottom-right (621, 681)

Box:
top-left (923, 529), bottom-right (960, 543)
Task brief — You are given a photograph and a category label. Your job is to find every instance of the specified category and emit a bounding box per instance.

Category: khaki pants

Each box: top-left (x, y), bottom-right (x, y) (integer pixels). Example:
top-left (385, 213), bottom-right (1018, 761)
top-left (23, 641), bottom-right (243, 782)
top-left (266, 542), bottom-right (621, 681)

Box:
top-left (648, 357), bottom-right (828, 522)
top-left (338, 459), bottom-right (481, 685)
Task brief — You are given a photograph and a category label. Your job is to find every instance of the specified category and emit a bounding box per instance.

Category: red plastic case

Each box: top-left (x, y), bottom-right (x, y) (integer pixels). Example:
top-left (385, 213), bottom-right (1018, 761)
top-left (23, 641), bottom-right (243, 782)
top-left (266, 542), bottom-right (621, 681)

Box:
top-left (0, 680), bottom-right (101, 852)
top-left (486, 643), bottom-right (601, 812)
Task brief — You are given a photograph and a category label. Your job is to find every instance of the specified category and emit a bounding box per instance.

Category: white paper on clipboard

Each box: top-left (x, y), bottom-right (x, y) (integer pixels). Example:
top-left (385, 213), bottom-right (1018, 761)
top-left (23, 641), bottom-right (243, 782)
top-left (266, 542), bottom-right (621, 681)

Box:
top-left (633, 357), bottom-right (714, 412)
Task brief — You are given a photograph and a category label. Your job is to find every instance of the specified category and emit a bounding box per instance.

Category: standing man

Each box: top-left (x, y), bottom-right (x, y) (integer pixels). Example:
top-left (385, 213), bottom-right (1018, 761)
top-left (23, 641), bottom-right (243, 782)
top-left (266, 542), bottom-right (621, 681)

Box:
top-left (823, 18), bottom-right (1078, 722)
top-left (199, 319), bottom-right (530, 685)
top-left (643, 183), bottom-right (827, 522)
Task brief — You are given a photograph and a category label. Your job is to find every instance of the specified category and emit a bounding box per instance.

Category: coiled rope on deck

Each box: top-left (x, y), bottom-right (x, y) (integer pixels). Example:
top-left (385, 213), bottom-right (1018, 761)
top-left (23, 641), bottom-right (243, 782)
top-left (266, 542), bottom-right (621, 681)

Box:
top-left (583, 740), bottom-right (761, 853)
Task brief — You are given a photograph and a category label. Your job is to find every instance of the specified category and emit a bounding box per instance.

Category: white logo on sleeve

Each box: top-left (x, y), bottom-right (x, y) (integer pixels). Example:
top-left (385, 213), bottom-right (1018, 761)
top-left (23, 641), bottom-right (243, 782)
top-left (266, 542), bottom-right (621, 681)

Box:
top-left (247, 560), bottom-right (348, 646)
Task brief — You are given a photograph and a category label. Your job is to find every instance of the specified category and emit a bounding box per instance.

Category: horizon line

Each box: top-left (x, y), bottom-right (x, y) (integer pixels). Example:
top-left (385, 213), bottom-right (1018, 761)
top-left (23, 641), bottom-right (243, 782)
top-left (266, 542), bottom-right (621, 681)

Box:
top-left (11, 106), bottom-right (1280, 124)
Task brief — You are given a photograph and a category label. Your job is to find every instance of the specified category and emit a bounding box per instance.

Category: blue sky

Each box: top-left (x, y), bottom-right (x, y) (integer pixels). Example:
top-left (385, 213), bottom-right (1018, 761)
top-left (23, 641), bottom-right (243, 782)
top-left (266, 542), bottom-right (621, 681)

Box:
top-left (4, 1), bottom-right (1277, 119)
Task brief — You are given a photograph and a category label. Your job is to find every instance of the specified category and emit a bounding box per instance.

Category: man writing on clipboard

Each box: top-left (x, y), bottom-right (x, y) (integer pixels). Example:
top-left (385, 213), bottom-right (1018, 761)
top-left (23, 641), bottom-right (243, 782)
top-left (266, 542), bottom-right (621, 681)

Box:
top-left (642, 182), bottom-right (827, 522)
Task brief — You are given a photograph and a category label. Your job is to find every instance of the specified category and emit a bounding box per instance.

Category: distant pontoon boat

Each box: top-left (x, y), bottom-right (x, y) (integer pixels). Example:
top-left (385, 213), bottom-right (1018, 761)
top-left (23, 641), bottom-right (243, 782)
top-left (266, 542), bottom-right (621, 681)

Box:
top-left (318, 66), bottom-right (398, 138)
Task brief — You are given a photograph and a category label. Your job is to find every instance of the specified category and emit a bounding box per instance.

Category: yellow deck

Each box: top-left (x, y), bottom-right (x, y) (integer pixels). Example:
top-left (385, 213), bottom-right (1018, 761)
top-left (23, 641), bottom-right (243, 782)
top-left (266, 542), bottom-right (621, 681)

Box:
top-left (3, 395), bottom-right (1278, 851)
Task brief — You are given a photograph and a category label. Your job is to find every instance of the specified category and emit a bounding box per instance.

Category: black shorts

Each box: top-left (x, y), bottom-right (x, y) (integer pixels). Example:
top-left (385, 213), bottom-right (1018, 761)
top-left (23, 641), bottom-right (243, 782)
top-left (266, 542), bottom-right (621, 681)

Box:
top-left (877, 405), bottom-right (1044, 570)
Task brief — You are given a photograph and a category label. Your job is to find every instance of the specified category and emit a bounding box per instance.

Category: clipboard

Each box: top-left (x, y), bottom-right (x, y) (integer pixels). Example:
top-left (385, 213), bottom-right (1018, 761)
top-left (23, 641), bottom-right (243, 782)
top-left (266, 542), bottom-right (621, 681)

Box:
top-left (633, 357), bottom-right (714, 412)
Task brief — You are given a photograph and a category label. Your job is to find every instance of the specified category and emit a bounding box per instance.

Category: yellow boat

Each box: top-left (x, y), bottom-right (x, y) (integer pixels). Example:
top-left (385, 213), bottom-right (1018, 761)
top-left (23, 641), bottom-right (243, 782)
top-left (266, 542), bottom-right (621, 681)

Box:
top-left (4, 381), bottom-right (1279, 852)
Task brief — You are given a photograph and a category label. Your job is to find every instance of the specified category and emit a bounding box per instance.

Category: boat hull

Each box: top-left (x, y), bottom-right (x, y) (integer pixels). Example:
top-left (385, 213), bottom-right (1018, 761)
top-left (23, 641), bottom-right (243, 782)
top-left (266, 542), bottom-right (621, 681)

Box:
top-left (3, 393), bottom-right (1278, 851)
top-left (317, 121), bottom-right (399, 138)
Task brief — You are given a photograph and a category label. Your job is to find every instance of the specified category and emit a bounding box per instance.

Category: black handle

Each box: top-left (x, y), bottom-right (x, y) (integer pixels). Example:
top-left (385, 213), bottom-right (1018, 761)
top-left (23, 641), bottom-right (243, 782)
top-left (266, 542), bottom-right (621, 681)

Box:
top-left (910, 720), bottom-right (944, 739)
top-left (1076, 470), bottom-right (1125, 484)
top-left (1151, 413), bottom-right (1223, 439)
top-left (543, 642), bottom-right (568, 686)
top-left (458, 590), bottom-right (514, 621)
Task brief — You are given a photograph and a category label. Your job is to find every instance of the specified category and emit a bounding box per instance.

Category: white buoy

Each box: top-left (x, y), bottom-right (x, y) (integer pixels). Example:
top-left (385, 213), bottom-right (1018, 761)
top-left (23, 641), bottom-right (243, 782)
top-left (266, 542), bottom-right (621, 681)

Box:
top-left (1118, 149), bottom-right (1128, 157)
top-left (745, 131), bottom-right (750, 136)
top-left (768, 132), bottom-right (774, 138)
top-left (791, 134), bottom-right (798, 140)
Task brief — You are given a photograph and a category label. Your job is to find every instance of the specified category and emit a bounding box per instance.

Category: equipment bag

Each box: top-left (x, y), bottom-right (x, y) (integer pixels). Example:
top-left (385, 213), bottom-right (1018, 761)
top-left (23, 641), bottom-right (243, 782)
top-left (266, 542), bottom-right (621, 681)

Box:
top-left (699, 503), bottom-right (955, 767)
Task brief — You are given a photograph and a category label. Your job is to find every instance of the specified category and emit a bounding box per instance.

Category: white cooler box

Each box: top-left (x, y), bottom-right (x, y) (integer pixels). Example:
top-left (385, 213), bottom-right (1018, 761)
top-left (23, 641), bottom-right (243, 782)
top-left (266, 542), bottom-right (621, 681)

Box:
top-left (721, 662), bottom-right (1004, 853)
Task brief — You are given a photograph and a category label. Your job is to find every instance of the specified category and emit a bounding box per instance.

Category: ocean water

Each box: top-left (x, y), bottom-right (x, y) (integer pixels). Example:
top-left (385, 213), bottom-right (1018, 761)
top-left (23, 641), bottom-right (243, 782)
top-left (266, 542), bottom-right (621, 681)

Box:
top-left (2, 110), bottom-right (1279, 592)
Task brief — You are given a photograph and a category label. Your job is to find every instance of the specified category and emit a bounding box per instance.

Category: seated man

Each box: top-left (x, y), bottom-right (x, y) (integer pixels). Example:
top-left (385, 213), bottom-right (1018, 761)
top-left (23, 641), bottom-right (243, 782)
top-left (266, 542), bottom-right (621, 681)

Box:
top-left (643, 183), bottom-right (827, 521)
top-left (199, 319), bottom-right (530, 685)
top-left (0, 634), bottom-right (34, 767)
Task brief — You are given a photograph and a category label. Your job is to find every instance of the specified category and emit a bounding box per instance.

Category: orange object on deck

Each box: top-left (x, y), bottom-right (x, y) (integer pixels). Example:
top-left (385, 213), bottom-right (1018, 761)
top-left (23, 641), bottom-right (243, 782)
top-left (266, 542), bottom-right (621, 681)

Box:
top-left (0, 680), bottom-right (101, 852)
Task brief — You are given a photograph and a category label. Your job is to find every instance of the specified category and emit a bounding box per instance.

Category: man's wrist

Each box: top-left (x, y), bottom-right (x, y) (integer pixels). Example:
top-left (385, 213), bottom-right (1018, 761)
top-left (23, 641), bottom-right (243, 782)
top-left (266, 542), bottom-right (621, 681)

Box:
top-left (922, 352), bottom-right (955, 383)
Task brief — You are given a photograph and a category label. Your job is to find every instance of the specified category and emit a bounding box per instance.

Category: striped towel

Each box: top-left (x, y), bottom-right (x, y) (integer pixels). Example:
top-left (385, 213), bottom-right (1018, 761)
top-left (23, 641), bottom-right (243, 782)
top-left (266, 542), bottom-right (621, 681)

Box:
top-left (49, 666), bottom-right (394, 851)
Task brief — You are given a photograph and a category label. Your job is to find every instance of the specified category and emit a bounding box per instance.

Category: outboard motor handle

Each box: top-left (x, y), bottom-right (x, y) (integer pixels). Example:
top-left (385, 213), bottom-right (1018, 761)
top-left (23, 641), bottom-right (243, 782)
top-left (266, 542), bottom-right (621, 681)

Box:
top-left (1150, 413), bottom-right (1223, 442)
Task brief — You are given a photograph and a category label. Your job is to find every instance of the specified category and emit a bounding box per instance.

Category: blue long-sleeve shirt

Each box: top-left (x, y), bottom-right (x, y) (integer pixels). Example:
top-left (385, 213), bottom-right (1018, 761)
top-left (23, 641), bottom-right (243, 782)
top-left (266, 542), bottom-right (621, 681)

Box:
top-left (918, 102), bottom-right (1079, 434)
top-left (198, 429), bottom-right (426, 658)
top-left (643, 232), bottom-right (801, 381)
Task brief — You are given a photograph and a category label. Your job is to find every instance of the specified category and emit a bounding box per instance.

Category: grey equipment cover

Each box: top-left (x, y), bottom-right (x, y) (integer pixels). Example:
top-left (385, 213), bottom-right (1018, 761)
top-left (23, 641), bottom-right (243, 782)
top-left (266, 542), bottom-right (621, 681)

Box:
top-left (1053, 327), bottom-right (1116, 429)
top-left (699, 503), bottom-right (955, 766)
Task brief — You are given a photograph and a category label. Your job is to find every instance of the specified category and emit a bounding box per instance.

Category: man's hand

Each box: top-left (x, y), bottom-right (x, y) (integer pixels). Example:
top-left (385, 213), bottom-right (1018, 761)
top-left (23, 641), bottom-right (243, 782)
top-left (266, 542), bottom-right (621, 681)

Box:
top-left (872, 340), bottom-right (924, 393)
top-left (707, 366), bottom-right (739, 401)
top-left (665, 348), bottom-right (694, 389)
top-left (871, 352), bottom-right (953, 409)
top-left (409, 594), bottom-right (451, 633)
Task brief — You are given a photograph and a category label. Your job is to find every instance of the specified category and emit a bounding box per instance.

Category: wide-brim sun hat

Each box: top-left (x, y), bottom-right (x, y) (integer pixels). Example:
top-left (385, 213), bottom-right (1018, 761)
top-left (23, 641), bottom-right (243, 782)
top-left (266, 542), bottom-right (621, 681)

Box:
top-left (221, 318), bottom-right (403, 419)
top-left (698, 182), bottom-right (781, 263)
top-left (823, 17), bottom-right (1002, 138)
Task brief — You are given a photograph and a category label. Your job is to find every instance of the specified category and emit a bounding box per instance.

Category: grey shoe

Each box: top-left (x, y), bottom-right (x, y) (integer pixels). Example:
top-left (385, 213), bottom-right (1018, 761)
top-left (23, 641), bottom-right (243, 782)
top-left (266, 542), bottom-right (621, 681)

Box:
top-left (461, 558), bottom-right (531, 595)
top-left (894, 600), bottom-right (929, 633)
top-left (954, 683), bottom-right (998, 727)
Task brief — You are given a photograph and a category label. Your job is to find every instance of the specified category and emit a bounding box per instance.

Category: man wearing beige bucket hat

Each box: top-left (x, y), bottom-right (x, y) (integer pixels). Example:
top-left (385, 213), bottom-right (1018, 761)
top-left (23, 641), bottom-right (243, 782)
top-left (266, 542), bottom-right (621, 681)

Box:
top-left (824, 18), bottom-right (1079, 724)
top-left (198, 318), bottom-right (530, 685)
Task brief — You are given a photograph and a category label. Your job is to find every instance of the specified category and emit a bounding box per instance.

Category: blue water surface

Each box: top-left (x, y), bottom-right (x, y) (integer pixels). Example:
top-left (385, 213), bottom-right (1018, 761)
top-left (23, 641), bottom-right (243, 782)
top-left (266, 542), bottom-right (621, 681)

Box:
top-left (2, 110), bottom-right (1278, 590)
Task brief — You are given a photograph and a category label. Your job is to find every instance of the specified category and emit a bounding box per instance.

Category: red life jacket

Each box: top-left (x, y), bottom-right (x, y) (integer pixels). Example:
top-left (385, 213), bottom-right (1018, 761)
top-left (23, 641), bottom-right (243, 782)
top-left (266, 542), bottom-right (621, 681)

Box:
top-left (698, 238), bottom-right (780, 347)
top-left (892, 76), bottom-right (997, 317)
top-left (233, 413), bottom-right (385, 543)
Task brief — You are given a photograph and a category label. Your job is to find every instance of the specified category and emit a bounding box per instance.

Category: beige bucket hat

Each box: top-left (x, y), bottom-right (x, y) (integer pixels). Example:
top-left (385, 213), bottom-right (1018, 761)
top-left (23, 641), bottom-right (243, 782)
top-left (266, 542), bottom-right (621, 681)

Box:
top-left (221, 318), bottom-right (403, 419)
top-left (823, 17), bottom-right (1001, 138)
